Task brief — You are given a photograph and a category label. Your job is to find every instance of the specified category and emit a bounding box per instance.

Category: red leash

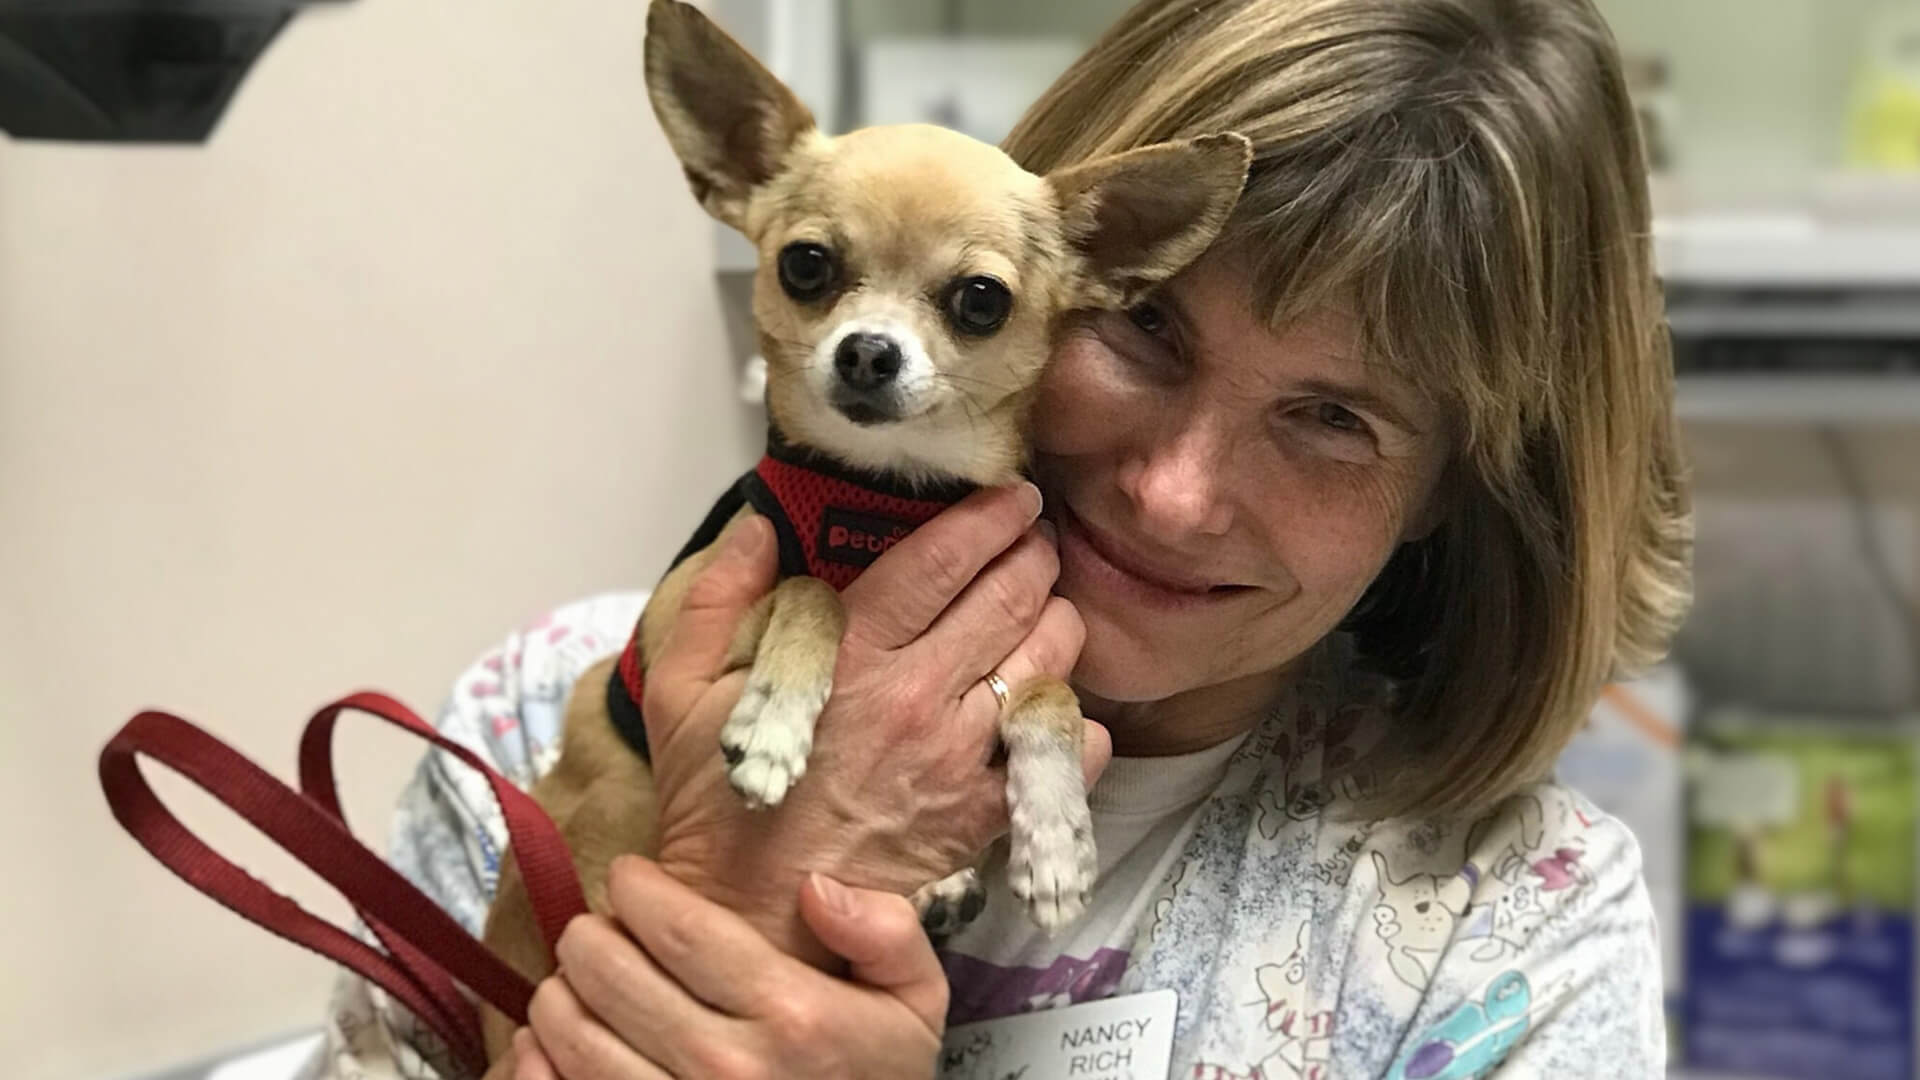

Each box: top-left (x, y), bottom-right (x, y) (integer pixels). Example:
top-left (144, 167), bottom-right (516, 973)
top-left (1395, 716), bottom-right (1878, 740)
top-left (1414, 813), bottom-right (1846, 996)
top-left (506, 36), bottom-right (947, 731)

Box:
top-left (98, 691), bottom-right (589, 1077)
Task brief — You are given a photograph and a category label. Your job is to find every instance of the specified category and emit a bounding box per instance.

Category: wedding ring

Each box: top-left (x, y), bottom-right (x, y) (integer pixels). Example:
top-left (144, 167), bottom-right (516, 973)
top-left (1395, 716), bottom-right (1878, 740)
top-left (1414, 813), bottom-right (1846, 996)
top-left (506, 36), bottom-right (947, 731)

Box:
top-left (984, 671), bottom-right (1011, 711)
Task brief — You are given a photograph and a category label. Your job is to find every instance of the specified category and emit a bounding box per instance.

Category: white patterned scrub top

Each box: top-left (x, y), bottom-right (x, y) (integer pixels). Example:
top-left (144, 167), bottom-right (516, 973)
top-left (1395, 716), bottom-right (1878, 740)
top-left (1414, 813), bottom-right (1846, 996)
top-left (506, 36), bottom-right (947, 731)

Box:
top-left (298, 592), bottom-right (1665, 1080)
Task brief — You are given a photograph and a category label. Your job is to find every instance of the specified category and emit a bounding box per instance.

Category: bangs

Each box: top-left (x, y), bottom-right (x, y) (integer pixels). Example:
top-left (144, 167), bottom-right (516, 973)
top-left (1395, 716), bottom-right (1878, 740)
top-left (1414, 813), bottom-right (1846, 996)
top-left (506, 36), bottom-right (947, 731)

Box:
top-left (1226, 106), bottom-right (1548, 489)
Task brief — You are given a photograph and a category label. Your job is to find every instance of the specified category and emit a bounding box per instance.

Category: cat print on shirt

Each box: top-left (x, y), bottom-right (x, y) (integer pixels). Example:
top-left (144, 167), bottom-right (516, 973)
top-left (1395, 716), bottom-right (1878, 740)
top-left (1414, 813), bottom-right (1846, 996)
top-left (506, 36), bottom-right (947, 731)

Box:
top-left (1249, 922), bottom-right (1333, 1079)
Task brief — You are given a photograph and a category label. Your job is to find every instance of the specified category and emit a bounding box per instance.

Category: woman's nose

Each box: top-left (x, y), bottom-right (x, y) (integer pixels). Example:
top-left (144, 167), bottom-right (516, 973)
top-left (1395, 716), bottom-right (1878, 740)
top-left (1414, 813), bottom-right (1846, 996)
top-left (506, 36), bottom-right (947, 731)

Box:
top-left (1117, 424), bottom-right (1234, 540)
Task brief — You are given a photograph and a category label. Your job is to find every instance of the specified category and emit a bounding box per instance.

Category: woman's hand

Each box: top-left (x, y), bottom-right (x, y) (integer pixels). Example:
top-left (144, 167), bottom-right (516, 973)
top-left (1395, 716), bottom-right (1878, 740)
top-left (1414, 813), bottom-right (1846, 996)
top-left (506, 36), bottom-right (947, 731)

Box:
top-left (512, 857), bottom-right (947, 1080)
top-left (641, 483), bottom-right (1110, 963)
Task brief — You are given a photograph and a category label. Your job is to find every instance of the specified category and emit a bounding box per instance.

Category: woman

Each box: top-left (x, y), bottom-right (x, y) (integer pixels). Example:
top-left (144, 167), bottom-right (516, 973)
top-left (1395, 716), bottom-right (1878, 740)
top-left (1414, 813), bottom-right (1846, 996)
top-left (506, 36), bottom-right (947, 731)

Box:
top-left (304, 0), bottom-right (1690, 1075)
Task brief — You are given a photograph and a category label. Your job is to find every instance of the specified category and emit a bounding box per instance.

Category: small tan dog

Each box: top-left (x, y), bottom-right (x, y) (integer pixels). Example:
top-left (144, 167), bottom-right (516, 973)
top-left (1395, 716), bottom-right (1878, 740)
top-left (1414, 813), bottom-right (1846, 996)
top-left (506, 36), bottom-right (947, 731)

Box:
top-left (477, 1), bottom-right (1247, 1069)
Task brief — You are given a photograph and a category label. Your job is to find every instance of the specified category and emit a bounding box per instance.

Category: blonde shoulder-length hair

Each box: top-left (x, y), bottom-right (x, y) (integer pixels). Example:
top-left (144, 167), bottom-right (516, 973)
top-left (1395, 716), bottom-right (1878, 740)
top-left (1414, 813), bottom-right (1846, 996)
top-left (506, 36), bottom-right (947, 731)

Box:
top-left (1006, 0), bottom-right (1693, 817)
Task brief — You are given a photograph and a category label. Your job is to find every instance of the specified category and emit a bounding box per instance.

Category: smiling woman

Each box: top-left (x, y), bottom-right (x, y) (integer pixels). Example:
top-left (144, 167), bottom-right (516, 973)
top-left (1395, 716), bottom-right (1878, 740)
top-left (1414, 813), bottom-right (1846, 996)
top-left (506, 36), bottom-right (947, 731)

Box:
top-left (306, 0), bottom-right (1688, 1077)
top-left (1036, 264), bottom-right (1452, 732)
top-left (1008, 0), bottom-right (1689, 817)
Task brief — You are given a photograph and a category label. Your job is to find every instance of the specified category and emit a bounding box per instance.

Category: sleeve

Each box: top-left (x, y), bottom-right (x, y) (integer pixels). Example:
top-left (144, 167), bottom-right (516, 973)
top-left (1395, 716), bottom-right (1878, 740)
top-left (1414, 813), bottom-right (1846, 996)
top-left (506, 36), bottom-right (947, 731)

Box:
top-left (1382, 784), bottom-right (1668, 1080)
top-left (295, 591), bottom-right (648, 1080)
top-left (1488, 888), bottom-right (1666, 1078)
top-left (1480, 826), bottom-right (1667, 1077)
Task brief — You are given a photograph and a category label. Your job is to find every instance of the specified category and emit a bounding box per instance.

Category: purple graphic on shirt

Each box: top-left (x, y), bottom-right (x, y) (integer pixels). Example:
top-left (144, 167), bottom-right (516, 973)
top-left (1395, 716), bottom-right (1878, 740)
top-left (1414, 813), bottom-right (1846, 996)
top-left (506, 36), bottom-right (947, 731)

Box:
top-left (939, 947), bottom-right (1131, 1026)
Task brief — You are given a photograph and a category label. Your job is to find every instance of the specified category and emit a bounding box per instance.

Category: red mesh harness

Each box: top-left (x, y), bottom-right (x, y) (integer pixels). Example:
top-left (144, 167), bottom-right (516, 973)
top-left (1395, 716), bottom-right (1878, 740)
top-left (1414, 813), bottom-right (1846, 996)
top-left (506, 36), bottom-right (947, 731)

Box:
top-left (606, 430), bottom-right (975, 760)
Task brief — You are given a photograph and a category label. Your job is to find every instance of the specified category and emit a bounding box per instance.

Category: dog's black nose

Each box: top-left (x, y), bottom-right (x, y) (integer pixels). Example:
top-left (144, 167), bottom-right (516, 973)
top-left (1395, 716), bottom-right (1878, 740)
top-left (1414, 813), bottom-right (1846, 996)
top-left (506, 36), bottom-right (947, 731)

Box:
top-left (833, 332), bottom-right (903, 390)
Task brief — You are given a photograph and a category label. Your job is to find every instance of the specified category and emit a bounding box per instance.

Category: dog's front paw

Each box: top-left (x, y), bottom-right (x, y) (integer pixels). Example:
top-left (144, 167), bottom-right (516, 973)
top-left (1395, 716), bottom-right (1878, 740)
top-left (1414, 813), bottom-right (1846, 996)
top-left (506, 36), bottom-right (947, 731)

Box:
top-left (913, 868), bottom-right (988, 941)
top-left (719, 672), bottom-right (827, 809)
top-left (1006, 750), bottom-right (1097, 934)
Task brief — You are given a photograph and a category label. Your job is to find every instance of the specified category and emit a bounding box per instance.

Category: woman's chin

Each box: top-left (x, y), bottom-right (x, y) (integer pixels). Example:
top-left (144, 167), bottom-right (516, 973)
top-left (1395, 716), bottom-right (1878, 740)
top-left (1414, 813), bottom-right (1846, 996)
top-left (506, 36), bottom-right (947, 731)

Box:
top-left (1068, 634), bottom-right (1191, 705)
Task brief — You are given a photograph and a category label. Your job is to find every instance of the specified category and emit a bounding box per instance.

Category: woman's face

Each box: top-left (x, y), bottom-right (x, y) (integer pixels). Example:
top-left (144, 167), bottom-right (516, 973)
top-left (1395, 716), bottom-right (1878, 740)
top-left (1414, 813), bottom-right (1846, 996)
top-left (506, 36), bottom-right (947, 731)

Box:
top-left (1034, 257), bottom-right (1449, 703)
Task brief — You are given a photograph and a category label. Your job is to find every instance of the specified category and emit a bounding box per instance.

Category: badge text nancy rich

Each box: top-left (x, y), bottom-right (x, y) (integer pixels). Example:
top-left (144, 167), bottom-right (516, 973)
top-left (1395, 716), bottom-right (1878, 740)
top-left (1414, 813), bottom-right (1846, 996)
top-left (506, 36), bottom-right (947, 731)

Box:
top-left (1062, 1014), bottom-right (1155, 1077)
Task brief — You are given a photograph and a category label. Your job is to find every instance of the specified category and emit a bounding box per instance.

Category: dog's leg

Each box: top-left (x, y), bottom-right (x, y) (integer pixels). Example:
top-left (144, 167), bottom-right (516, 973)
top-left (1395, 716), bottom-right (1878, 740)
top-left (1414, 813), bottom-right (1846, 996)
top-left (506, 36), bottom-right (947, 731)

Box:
top-left (477, 656), bottom-right (661, 1073)
top-left (719, 575), bottom-right (844, 808)
top-left (913, 864), bottom-right (990, 941)
top-left (1002, 677), bottom-right (1096, 933)
top-left (478, 850), bottom-right (555, 1071)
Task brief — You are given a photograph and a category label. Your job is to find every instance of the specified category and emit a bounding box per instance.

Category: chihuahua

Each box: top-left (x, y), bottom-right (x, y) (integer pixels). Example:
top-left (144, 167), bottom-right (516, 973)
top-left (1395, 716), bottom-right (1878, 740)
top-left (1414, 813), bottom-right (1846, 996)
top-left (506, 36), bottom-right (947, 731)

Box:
top-left (477, 1), bottom-right (1247, 1069)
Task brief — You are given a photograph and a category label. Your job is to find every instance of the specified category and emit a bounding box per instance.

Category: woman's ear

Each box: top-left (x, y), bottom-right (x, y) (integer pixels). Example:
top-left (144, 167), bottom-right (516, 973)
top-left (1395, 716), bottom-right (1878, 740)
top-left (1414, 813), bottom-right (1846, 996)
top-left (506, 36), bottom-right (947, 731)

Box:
top-left (1046, 133), bottom-right (1251, 309)
top-left (643, 0), bottom-right (817, 230)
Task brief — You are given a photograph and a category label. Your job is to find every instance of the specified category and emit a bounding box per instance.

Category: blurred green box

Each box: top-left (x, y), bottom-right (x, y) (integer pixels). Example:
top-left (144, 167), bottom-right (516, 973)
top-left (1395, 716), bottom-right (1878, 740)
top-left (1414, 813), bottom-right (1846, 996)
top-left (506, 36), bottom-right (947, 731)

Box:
top-left (1683, 715), bottom-right (1920, 1080)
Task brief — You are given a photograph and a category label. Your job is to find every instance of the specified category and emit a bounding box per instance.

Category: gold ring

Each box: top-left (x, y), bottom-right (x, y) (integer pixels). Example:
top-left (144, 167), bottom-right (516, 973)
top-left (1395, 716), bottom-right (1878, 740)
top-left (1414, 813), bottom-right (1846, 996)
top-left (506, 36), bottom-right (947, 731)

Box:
top-left (984, 671), bottom-right (1011, 711)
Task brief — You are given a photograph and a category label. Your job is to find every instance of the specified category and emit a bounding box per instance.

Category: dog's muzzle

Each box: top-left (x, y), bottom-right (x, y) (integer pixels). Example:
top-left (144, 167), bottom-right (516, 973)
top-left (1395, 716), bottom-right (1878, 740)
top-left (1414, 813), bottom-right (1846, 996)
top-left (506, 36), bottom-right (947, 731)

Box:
top-left (829, 331), bottom-right (908, 424)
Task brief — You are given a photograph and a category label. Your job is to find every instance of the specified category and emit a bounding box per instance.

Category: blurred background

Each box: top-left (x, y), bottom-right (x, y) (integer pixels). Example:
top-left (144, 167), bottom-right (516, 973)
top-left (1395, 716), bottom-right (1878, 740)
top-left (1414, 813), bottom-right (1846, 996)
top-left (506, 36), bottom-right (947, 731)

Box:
top-left (1, 0), bottom-right (1917, 1077)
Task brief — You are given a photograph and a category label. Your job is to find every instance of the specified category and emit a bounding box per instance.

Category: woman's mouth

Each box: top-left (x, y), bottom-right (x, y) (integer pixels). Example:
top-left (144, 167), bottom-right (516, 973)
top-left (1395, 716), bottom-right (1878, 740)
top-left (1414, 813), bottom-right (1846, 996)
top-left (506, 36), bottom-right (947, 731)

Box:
top-left (1057, 507), bottom-right (1252, 610)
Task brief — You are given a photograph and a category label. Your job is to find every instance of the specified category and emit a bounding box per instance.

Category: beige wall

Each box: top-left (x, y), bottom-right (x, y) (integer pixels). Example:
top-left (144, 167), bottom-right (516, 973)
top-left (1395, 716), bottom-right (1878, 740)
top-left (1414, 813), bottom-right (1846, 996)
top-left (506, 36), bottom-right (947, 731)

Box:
top-left (0, 1), bottom-right (756, 1077)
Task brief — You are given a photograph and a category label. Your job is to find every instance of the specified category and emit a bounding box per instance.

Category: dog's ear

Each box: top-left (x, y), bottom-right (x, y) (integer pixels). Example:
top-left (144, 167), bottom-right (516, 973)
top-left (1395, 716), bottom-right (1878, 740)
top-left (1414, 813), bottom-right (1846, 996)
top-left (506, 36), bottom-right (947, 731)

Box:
top-left (1047, 133), bottom-right (1252, 308)
top-left (644, 0), bottom-right (816, 230)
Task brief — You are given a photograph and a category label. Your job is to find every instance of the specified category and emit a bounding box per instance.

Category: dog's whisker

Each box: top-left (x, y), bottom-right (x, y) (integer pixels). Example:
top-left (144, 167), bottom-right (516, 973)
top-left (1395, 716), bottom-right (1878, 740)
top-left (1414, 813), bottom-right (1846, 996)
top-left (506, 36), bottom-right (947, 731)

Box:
top-left (931, 370), bottom-right (1022, 396)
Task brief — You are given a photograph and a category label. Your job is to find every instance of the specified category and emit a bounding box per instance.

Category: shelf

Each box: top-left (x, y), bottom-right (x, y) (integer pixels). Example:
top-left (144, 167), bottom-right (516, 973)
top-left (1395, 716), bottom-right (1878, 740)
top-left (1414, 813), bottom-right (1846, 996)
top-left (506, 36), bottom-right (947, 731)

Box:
top-left (1654, 214), bottom-right (1920, 288)
top-left (1675, 374), bottom-right (1920, 424)
top-left (1669, 298), bottom-right (1920, 340)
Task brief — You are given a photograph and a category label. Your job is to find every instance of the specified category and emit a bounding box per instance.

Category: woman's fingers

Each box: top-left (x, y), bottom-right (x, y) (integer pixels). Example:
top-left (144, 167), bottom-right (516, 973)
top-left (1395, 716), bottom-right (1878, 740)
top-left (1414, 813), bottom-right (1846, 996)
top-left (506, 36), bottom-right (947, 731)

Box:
top-left (840, 483), bottom-right (1042, 651)
top-left (597, 859), bottom-right (944, 1079)
top-left (603, 855), bottom-right (796, 1018)
top-left (645, 515), bottom-right (778, 722)
top-left (919, 522), bottom-right (1061, 696)
top-left (550, 910), bottom-right (754, 1079)
top-left (959, 596), bottom-right (1110, 788)
top-left (510, 1029), bottom-right (560, 1080)
top-left (525, 972), bottom-right (677, 1080)
top-left (797, 873), bottom-right (950, 1037)
top-left (1078, 717), bottom-right (1114, 790)
top-left (959, 593), bottom-right (1084, 701)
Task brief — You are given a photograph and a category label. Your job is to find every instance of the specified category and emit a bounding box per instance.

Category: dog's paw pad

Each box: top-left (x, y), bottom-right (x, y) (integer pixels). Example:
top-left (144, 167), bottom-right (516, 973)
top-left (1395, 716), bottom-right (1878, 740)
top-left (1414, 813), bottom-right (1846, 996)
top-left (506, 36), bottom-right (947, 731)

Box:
top-left (727, 756), bottom-right (799, 809)
top-left (719, 675), bottom-right (827, 809)
top-left (1006, 748), bottom-right (1097, 934)
top-left (914, 869), bottom-right (988, 940)
top-left (1008, 814), bottom-right (1096, 933)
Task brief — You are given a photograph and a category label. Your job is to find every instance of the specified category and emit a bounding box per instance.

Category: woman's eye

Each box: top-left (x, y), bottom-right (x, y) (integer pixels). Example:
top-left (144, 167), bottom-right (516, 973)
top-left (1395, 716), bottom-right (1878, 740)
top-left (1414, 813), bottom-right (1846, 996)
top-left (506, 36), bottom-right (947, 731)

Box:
top-left (1126, 301), bottom-right (1168, 336)
top-left (1317, 401), bottom-right (1365, 433)
top-left (1277, 400), bottom-right (1377, 459)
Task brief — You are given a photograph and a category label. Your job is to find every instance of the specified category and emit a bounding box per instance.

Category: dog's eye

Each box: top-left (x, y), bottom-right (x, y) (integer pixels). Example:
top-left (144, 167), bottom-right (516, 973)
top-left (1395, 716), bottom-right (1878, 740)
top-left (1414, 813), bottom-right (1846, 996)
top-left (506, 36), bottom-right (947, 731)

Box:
top-left (945, 276), bottom-right (1013, 336)
top-left (777, 243), bottom-right (838, 301)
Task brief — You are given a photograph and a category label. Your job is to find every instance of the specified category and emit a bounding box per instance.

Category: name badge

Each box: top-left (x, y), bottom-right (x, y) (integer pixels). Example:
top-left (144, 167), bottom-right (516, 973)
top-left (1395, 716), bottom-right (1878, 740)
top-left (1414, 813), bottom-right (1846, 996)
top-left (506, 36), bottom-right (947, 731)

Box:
top-left (938, 990), bottom-right (1178, 1080)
